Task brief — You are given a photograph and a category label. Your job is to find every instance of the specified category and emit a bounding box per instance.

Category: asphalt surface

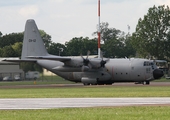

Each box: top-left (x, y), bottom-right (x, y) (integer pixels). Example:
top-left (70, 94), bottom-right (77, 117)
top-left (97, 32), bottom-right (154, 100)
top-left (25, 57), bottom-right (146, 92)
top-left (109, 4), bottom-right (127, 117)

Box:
top-left (0, 98), bottom-right (170, 109)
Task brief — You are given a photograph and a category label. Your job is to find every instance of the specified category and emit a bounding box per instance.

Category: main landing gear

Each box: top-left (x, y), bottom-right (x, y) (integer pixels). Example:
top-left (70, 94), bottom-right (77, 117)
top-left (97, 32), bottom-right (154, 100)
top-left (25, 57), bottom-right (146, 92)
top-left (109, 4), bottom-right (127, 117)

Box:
top-left (83, 83), bottom-right (113, 86)
top-left (135, 81), bottom-right (150, 85)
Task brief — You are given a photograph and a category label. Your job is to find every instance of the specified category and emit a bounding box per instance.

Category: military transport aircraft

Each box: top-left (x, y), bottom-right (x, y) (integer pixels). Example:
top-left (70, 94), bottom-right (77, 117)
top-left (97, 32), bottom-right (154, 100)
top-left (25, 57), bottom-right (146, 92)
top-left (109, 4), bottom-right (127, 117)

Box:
top-left (4, 19), bottom-right (164, 85)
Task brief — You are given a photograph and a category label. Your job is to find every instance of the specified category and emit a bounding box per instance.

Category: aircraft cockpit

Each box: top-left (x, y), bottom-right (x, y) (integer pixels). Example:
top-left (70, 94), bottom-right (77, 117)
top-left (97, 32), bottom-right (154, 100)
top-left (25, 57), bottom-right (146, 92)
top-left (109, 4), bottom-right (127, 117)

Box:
top-left (143, 61), bottom-right (155, 70)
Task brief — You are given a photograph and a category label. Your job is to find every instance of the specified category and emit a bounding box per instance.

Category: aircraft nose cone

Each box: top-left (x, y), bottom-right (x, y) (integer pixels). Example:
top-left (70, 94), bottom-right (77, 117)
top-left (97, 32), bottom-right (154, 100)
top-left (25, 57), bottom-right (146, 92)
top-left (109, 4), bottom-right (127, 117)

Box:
top-left (153, 69), bottom-right (164, 79)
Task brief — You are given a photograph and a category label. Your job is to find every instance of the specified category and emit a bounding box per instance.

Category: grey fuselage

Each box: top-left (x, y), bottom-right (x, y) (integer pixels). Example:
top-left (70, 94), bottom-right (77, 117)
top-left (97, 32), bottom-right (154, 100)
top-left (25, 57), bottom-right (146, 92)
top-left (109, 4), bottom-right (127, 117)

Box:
top-left (37, 58), bottom-right (158, 84)
top-left (16, 19), bottom-right (163, 85)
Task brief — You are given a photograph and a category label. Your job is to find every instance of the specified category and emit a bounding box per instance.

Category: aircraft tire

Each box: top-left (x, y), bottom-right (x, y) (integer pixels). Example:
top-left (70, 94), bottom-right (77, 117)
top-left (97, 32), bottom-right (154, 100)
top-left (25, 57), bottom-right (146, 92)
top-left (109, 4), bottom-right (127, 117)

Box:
top-left (106, 83), bottom-right (112, 85)
top-left (97, 83), bottom-right (104, 85)
top-left (91, 83), bottom-right (97, 85)
top-left (143, 81), bottom-right (150, 85)
top-left (146, 81), bottom-right (150, 85)
top-left (83, 83), bottom-right (90, 86)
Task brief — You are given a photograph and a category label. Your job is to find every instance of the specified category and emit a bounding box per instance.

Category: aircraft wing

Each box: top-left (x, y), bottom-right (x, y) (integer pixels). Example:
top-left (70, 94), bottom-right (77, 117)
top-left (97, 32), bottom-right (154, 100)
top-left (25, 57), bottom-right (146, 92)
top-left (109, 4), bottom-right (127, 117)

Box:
top-left (3, 55), bottom-right (71, 63)
top-left (26, 56), bottom-right (71, 62)
top-left (2, 58), bottom-right (37, 63)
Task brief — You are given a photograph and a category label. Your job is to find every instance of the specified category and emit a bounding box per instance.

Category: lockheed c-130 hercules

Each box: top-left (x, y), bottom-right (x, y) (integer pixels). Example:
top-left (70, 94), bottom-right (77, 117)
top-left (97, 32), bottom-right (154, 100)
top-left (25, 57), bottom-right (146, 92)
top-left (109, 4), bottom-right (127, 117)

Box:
top-left (3, 19), bottom-right (164, 85)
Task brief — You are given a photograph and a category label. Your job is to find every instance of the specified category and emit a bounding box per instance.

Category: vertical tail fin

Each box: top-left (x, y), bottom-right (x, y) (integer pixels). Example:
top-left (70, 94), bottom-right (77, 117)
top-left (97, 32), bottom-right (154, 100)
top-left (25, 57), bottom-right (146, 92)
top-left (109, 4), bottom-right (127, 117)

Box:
top-left (21, 19), bottom-right (49, 59)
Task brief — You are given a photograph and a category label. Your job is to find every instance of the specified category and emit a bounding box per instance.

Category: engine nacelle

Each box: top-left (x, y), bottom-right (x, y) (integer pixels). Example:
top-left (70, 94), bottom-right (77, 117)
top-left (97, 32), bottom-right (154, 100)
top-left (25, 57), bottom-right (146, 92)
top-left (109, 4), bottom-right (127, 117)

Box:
top-left (64, 58), bottom-right (103, 69)
top-left (53, 66), bottom-right (81, 72)
top-left (81, 77), bottom-right (97, 84)
top-left (73, 71), bottom-right (111, 84)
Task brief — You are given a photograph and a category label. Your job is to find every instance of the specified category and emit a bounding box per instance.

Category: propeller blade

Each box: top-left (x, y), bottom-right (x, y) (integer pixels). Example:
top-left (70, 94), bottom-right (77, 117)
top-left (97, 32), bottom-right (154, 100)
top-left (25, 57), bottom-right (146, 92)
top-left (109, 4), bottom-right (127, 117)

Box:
top-left (86, 50), bottom-right (90, 59)
top-left (80, 53), bottom-right (84, 60)
top-left (100, 50), bottom-right (103, 60)
top-left (100, 58), bottom-right (109, 68)
top-left (80, 51), bottom-right (91, 67)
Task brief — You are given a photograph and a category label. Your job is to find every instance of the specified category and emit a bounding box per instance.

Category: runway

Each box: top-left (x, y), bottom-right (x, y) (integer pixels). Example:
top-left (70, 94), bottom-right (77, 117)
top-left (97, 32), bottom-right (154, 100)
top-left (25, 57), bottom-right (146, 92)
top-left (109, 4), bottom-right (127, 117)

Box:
top-left (0, 98), bottom-right (170, 109)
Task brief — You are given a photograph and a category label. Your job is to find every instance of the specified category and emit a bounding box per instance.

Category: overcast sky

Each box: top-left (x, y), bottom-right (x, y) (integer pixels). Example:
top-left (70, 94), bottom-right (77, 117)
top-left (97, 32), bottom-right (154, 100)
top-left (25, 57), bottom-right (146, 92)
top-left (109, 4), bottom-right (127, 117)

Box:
top-left (0, 0), bottom-right (170, 44)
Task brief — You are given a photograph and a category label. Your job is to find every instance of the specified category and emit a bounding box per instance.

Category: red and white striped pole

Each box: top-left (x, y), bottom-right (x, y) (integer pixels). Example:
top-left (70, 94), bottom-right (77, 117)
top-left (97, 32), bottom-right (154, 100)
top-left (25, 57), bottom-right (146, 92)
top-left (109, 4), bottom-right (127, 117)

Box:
top-left (98, 0), bottom-right (101, 58)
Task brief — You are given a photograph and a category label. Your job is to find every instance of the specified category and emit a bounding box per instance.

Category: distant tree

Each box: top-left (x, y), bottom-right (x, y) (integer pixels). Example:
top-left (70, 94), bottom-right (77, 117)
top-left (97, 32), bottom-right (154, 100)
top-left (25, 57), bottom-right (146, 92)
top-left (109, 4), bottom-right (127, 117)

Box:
top-left (103, 34), bottom-right (125, 58)
top-left (93, 22), bottom-right (123, 43)
top-left (92, 22), bottom-right (136, 58)
top-left (0, 31), bottom-right (2, 37)
top-left (48, 42), bottom-right (66, 56)
top-left (0, 33), bottom-right (23, 48)
top-left (123, 35), bottom-right (136, 58)
top-left (0, 48), bottom-right (2, 57)
top-left (131, 5), bottom-right (170, 59)
top-left (12, 42), bottom-right (22, 57)
top-left (65, 37), bottom-right (97, 56)
top-left (1, 46), bottom-right (16, 57)
top-left (39, 30), bottom-right (52, 50)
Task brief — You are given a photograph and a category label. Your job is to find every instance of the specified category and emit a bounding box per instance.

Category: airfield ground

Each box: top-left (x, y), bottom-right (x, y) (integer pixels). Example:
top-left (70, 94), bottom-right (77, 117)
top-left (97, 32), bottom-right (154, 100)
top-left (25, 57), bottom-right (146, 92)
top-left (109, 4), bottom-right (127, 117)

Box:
top-left (0, 81), bottom-right (170, 119)
top-left (0, 81), bottom-right (170, 89)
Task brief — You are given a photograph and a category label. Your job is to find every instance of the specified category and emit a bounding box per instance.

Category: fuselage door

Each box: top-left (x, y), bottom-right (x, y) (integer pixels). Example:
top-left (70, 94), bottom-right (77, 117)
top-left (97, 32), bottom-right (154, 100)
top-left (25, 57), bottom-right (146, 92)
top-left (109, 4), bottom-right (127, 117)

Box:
top-left (143, 61), bottom-right (153, 80)
top-left (131, 59), bottom-right (145, 81)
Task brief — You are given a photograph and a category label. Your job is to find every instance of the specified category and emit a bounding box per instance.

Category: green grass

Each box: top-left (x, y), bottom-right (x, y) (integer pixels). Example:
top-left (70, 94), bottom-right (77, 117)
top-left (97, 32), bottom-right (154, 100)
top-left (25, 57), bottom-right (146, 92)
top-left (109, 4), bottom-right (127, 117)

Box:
top-left (0, 80), bottom-right (73, 86)
top-left (0, 86), bottom-right (170, 98)
top-left (155, 77), bottom-right (170, 82)
top-left (0, 76), bottom-right (73, 86)
top-left (0, 106), bottom-right (170, 120)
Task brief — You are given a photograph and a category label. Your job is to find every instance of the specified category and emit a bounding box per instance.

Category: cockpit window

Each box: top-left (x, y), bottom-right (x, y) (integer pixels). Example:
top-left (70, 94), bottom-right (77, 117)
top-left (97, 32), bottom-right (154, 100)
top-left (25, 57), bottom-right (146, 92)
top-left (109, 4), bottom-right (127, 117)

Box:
top-left (143, 61), bottom-right (150, 66)
top-left (150, 62), bottom-right (154, 65)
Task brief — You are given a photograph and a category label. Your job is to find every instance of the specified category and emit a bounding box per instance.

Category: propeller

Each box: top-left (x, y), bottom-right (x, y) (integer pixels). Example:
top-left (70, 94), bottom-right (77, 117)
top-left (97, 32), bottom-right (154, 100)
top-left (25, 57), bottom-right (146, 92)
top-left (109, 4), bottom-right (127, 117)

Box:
top-left (81, 51), bottom-right (91, 71)
top-left (80, 50), bottom-right (109, 71)
top-left (100, 51), bottom-right (109, 68)
top-left (81, 51), bottom-right (90, 65)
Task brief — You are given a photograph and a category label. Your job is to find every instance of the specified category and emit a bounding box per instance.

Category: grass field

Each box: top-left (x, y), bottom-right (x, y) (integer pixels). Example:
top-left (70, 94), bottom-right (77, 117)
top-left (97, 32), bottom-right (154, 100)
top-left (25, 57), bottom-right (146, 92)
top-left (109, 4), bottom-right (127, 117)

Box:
top-left (0, 106), bottom-right (170, 120)
top-left (0, 86), bottom-right (170, 98)
top-left (0, 75), bottom-right (74, 86)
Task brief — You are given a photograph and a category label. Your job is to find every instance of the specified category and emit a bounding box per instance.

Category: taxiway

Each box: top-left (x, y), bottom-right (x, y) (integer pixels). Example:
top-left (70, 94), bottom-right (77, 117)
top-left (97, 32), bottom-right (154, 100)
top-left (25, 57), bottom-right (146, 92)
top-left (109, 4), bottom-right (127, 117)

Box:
top-left (0, 98), bottom-right (170, 109)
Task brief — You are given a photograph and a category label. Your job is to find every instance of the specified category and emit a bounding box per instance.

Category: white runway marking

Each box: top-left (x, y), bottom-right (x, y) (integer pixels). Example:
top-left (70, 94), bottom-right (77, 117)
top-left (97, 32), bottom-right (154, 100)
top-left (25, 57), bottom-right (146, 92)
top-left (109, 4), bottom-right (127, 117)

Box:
top-left (0, 98), bottom-right (170, 109)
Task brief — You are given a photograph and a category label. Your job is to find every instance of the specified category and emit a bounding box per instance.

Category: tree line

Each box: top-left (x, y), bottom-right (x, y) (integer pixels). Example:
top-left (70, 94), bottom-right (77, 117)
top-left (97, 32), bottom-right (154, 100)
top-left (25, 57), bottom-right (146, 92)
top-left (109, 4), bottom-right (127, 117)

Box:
top-left (0, 29), bottom-right (135, 58)
top-left (0, 5), bottom-right (170, 72)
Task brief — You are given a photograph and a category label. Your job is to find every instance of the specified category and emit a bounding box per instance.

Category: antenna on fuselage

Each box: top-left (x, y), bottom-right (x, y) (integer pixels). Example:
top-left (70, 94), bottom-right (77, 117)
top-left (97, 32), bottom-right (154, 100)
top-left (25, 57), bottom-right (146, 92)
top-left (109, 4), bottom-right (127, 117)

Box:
top-left (97, 0), bottom-right (101, 58)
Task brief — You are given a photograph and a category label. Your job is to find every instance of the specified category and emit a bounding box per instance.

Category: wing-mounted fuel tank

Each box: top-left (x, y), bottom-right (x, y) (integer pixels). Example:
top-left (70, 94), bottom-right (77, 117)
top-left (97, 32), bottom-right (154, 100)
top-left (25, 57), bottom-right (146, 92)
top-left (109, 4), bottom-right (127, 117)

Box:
top-left (73, 71), bottom-right (111, 84)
